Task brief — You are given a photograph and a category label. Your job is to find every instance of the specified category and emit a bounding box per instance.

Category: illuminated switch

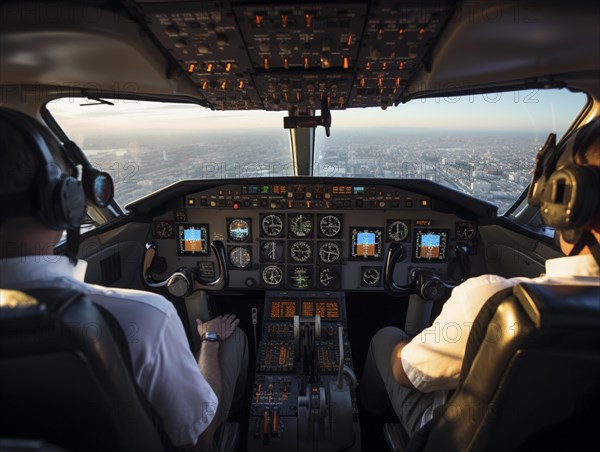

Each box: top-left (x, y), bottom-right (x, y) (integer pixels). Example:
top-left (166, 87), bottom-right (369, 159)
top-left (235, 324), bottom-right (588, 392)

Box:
top-left (187, 198), bottom-right (196, 206)
top-left (420, 199), bottom-right (429, 207)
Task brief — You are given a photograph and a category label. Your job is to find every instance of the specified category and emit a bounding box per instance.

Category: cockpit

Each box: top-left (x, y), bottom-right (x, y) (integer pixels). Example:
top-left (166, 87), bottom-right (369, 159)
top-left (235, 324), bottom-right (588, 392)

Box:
top-left (1, 1), bottom-right (599, 451)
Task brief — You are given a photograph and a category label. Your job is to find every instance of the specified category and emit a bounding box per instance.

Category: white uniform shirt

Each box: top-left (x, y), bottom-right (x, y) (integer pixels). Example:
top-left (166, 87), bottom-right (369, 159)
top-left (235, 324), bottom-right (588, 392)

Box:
top-left (401, 254), bottom-right (600, 428)
top-left (0, 255), bottom-right (218, 446)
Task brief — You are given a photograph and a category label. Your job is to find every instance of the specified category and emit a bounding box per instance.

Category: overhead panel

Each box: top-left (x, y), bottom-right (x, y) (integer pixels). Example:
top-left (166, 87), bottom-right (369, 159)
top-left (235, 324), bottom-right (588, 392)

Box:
top-left (134, 1), bottom-right (453, 111)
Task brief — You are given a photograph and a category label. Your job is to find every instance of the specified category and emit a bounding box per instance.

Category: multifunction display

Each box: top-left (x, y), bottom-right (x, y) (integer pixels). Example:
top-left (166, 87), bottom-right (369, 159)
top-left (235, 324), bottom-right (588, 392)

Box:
top-left (414, 229), bottom-right (448, 262)
top-left (350, 227), bottom-right (384, 260)
top-left (177, 224), bottom-right (209, 256)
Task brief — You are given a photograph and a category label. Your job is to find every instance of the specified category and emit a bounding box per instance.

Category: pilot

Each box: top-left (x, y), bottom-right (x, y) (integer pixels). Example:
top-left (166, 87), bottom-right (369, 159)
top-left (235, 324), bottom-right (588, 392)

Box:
top-left (360, 117), bottom-right (600, 438)
top-left (0, 107), bottom-right (248, 451)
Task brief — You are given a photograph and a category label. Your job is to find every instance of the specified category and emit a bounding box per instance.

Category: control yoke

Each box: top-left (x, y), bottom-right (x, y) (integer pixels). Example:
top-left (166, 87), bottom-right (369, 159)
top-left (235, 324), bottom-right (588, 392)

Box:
top-left (142, 240), bottom-right (229, 295)
top-left (383, 242), bottom-right (459, 301)
top-left (383, 243), bottom-right (416, 296)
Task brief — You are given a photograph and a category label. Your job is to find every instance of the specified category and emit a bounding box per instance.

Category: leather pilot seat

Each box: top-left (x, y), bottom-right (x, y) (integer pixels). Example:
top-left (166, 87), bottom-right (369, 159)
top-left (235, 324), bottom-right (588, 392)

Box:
top-left (0, 287), bottom-right (167, 452)
top-left (384, 282), bottom-right (600, 452)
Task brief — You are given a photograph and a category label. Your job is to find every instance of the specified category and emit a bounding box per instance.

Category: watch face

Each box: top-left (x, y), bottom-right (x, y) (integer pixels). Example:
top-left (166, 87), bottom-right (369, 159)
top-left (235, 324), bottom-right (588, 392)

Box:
top-left (203, 332), bottom-right (220, 342)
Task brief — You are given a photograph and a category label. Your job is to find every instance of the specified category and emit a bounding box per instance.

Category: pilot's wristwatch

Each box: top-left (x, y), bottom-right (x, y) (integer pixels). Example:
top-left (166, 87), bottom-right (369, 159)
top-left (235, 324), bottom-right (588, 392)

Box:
top-left (201, 331), bottom-right (221, 343)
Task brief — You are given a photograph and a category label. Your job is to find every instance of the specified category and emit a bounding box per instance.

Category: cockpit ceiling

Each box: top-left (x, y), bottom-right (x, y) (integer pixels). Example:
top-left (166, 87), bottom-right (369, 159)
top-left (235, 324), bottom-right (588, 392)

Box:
top-left (134, 0), bottom-right (452, 111)
top-left (1, 1), bottom-right (599, 109)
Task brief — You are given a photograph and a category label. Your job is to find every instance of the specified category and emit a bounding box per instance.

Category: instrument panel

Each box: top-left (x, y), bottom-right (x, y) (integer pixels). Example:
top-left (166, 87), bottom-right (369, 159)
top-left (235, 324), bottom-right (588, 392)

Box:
top-left (147, 180), bottom-right (483, 292)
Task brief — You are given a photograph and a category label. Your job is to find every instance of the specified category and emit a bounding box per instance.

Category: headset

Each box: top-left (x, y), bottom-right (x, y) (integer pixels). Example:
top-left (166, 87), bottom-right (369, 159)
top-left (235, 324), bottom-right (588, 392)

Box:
top-left (0, 108), bottom-right (112, 231)
top-left (528, 117), bottom-right (600, 244)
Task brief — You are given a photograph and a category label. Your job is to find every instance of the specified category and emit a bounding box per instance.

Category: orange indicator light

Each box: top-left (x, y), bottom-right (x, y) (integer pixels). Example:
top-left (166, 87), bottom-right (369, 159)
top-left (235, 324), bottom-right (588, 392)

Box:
top-left (360, 77), bottom-right (365, 88)
top-left (206, 63), bottom-right (213, 72)
top-left (264, 58), bottom-right (269, 69)
top-left (395, 77), bottom-right (401, 86)
top-left (225, 63), bottom-right (232, 72)
top-left (304, 57), bottom-right (309, 69)
top-left (284, 58), bottom-right (289, 69)
top-left (221, 81), bottom-right (227, 90)
top-left (305, 14), bottom-right (312, 27)
top-left (255, 15), bottom-right (263, 27)
top-left (347, 33), bottom-right (352, 46)
top-left (399, 61), bottom-right (405, 70)
top-left (281, 14), bottom-right (288, 28)
top-left (201, 81), bottom-right (207, 89)
top-left (399, 26), bottom-right (405, 36)
top-left (382, 61), bottom-right (387, 70)
top-left (187, 63), bottom-right (195, 73)
top-left (366, 62), bottom-right (371, 70)
top-left (343, 56), bottom-right (349, 69)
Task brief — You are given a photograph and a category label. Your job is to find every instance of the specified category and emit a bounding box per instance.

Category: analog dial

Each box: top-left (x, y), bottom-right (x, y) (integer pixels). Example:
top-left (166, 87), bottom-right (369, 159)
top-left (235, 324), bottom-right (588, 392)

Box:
top-left (229, 247), bottom-right (251, 269)
top-left (456, 222), bottom-right (476, 240)
top-left (319, 215), bottom-right (342, 237)
top-left (154, 221), bottom-right (173, 239)
top-left (262, 265), bottom-right (283, 286)
top-left (289, 241), bottom-right (312, 263)
top-left (388, 220), bottom-right (409, 242)
top-left (318, 242), bottom-right (341, 264)
top-left (362, 267), bottom-right (381, 287)
top-left (261, 214), bottom-right (283, 237)
top-left (229, 218), bottom-right (250, 241)
top-left (318, 267), bottom-right (340, 289)
top-left (288, 266), bottom-right (312, 289)
top-left (261, 240), bottom-right (284, 262)
top-left (290, 214), bottom-right (312, 237)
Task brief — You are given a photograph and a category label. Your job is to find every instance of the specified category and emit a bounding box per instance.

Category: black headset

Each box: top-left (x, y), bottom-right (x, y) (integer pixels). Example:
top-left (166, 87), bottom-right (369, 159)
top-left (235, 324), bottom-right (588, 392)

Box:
top-left (0, 108), bottom-right (86, 231)
top-left (528, 117), bottom-right (600, 243)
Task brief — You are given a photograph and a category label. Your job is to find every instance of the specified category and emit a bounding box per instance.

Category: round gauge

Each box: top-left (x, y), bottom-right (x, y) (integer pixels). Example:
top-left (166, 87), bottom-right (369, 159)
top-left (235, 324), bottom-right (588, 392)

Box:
top-left (421, 278), bottom-right (447, 302)
top-left (229, 247), bottom-right (251, 269)
top-left (229, 219), bottom-right (250, 241)
top-left (456, 222), bottom-right (476, 240)
top-left (362, 267), bottom-right (381, 287)
top-left (388, 220), bottom-right (409, 242)
top-left (261, 214), bottom-right (284, 237)
top-left (289, 241), bottom-right (312, 263)
top-left (318, 242), bottom-right (341, 264)
top-left (261, 240), bottom-right (284, 262)
top-left (318, 267), bottom-right (340, 289)
top-left (262, 265), bottom-right (283, 286)
top-left (154, 221), bottom-right (173, 239)
top-left (288, 266), bottom-right (312, 289)
top-left (290, 214), bottom-right (312, 237)
top-left (319, 215), bottom-right (342, 237)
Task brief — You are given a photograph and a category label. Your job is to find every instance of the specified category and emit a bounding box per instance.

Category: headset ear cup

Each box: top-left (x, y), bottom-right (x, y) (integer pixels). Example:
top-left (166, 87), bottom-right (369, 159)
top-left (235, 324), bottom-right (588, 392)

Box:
top-left (540, 165), bottom-right (600, 230)
top-left (48, 177), bottom-right (85, 230)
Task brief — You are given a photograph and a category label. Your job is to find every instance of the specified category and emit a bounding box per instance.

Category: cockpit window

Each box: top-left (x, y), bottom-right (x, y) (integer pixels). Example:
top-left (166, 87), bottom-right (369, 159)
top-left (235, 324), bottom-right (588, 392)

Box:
top-left (315, 89), bottom-right (587, 213)
top-left (47, 99), bottom-right (290, 207)
top-left (47, 89), bottom-right (586, 213)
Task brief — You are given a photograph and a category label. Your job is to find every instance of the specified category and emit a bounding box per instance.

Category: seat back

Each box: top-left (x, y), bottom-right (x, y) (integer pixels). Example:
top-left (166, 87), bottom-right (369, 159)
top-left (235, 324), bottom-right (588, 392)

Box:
top-left (423, 282), bottom-right (600, 452)
top-left (0, 287), bottom-right (165, 452)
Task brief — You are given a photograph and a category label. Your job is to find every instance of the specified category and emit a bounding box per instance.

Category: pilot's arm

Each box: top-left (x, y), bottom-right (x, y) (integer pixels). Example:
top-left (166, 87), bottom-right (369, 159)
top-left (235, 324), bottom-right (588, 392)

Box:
top-left (190, 314), bottom-right (240, 451)
top-left (391, 275), bottom-right (518, 392)
top-left (391, 341), bottom-right (416, 388)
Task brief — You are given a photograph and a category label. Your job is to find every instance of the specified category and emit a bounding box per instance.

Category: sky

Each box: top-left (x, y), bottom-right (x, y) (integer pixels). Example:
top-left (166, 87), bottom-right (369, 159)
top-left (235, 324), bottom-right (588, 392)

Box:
top-left (47, 88), bottom-right (587, 139)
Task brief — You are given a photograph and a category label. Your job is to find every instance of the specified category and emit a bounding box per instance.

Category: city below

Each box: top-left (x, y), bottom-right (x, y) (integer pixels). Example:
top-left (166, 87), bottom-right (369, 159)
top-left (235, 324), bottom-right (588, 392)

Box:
top-left (81, 128), bottom-right (545, 213)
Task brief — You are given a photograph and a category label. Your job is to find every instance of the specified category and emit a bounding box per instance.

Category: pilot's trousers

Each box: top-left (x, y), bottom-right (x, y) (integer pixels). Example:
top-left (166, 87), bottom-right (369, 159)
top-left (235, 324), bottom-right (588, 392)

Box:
top-left (217, 327), bottom-right (249, 424)
top-left (361, 326), bottom-right (435, 437)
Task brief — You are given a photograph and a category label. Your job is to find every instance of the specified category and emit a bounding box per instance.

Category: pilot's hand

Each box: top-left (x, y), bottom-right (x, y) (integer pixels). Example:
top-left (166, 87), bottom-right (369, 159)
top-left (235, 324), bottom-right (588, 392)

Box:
top-left (196, 314), bottom-right (240, 341)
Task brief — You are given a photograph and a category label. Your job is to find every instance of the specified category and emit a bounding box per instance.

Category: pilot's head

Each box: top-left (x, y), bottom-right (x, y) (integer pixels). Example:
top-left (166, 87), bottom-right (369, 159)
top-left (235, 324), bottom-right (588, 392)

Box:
top-left (0, 108), bottom-right (84, 258)
top-left (530, 116), bottom-right (600, 259)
